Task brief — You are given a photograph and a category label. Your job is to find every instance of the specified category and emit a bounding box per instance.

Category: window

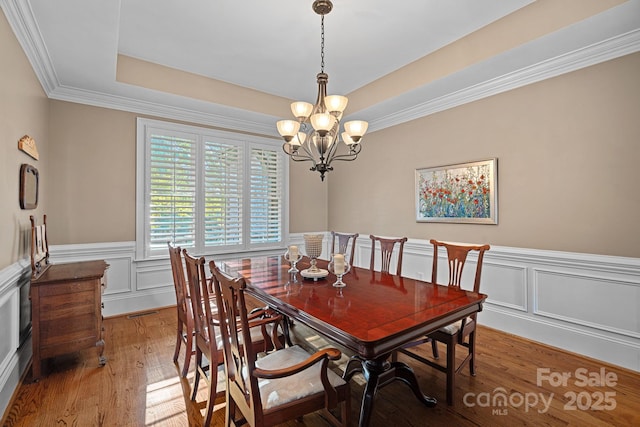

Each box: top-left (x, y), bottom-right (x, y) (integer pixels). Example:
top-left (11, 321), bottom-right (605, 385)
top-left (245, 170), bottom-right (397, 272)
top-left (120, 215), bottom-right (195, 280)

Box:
top-left (136, 118), bottom-right (288, 259)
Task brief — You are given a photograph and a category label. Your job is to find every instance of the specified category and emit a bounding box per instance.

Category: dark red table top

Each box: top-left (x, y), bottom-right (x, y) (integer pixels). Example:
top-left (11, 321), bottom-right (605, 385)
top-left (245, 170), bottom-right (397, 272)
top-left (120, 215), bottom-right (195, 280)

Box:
top-left (223, 256), bottom-right (487, 359)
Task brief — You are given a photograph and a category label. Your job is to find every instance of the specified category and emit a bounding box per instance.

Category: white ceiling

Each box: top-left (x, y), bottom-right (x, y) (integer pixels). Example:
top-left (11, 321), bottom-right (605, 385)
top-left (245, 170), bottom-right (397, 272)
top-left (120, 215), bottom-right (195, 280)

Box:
top-left (3, 0), bottom-right (640, 135)
top-left (117, 0), bottom-right (533, 100)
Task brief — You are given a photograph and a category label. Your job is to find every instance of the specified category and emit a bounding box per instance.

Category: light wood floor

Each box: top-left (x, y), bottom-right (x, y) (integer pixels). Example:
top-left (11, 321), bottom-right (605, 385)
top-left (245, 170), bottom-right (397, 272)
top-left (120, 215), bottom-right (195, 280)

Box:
top-left (3, 306), bottom-right (639, 426)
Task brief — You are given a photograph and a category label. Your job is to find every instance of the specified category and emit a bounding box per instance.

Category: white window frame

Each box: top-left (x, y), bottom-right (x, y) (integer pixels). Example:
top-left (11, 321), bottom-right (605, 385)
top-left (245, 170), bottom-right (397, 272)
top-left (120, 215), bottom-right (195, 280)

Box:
top-left (136, 118), bottom-right (289, 260)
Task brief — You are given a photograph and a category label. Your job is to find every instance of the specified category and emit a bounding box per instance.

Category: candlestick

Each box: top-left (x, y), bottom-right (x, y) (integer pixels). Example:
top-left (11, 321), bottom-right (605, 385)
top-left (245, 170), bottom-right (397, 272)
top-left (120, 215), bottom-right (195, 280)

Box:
top-left (328, 254), bottom-right (350, 288)
top-left (284, 246), bottom-right (302, 274)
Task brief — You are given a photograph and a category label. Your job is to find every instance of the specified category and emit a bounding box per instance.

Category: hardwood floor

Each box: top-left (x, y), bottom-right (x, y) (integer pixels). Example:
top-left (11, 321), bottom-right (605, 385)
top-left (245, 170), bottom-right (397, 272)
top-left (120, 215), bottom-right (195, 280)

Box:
top-left (3, 306), bottom-right (639, 426)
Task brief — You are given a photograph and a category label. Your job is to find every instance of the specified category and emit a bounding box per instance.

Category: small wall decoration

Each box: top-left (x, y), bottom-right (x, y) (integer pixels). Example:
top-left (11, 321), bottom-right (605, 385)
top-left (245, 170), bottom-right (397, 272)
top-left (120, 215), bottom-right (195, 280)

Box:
top-left (19, 164), bottom-right (39, 210)
top-left (18, 135), bottom-right (39, 160)
top-left (415, 158), bottom-right (497, 224)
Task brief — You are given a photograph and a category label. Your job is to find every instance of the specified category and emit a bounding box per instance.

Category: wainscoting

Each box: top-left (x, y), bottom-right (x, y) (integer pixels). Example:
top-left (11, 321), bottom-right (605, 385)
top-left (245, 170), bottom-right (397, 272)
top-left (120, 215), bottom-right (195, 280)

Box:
top-left (1, 234), bottom-right (638, 418)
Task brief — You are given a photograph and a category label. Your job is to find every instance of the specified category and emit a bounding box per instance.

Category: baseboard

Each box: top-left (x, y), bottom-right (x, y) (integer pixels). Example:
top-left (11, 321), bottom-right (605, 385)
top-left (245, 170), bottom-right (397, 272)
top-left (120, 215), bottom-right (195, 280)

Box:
top-left (480, 304), bottom-right (640, 371)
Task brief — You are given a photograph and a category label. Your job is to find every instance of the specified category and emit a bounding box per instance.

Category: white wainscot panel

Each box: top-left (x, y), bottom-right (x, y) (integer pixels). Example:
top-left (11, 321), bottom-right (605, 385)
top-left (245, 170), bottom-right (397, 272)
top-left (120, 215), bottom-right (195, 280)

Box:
top-left (0, 289), bottom-right (18, 379)
top-left (358, 244), bottom-right (373, 271)
top-left (136, 263), bottom-right (172, 291)
top-left (482, 262), bottom-right (527, 311)
top-left (402, 251), bottom-right (432, 281)
top-left (103, 257), bottom-right (132, 295)
top-left (533, 268), bottom-right (640, 339)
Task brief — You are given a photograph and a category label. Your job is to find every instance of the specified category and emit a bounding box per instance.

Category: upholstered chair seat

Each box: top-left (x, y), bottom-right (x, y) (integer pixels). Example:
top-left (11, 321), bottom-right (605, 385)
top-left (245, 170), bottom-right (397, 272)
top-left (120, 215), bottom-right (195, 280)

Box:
top-left (255, 345), bottom-right (347, 410)
top-left (437, 318), bottom-right (468, 335)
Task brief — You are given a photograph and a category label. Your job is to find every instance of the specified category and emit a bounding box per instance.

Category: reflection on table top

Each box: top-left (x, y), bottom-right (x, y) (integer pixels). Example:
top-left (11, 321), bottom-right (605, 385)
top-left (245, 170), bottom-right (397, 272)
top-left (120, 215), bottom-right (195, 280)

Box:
top-left (222, 256), bottom-right (487, 359)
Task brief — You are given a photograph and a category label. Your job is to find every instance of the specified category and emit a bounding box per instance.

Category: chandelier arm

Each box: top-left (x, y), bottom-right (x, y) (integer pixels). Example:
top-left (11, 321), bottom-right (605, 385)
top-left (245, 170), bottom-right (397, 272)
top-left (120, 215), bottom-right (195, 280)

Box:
top-left (290, 154), bottom-right (318, 164)
top-left (283, 143), bottom-right (319, 167)
top-left (323, 134), bottom-right (341, 165)
top-left (328, 143), bottom-right (362, 162)
top-left (330, 154), bottom-right (359, 162)
top-left (299, 139), bottom-right (318, 160)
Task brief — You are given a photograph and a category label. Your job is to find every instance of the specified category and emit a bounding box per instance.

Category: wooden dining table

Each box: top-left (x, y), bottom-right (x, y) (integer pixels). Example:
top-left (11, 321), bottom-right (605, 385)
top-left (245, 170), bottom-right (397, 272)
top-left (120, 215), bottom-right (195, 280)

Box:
top-left (222, 256), bottom-right (487, 427)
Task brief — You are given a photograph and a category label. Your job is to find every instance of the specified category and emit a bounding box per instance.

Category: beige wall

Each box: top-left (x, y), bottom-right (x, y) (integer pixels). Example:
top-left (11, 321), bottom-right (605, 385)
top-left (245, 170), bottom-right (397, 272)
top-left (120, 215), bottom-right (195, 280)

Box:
top-left (0, 11), bottom-right (49, 270)
top-left (44, 102), bottom-right (325, 244)
top-left (47, 102), bottom-right (137, 244)
top-left (328, 53), bottom-right (640, 258)
top-left (289, 160), bottom-right (328, 233)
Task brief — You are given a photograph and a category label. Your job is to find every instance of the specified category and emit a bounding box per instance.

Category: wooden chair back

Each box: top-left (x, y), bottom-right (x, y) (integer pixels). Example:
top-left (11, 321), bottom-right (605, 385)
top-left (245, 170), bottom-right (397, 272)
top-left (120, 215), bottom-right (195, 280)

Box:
top-left (430, 239), bottom-right (490, 293)
top-left (183, 251), bottom-right (214, 350)
top-left (369, 235), bottom-right (408, 275)
top-left (167, 242), bottom-right (194, 377)
top-left (168, 243), bottom-right (191, 326)
top-left (30, 215), bottom-right (50, 278)
top-left (183, 250), bottom-right (223, 425)
top-left (330, 231), bottom-right (358, 265)
top-left (210, 262), bottom-right (266, 425)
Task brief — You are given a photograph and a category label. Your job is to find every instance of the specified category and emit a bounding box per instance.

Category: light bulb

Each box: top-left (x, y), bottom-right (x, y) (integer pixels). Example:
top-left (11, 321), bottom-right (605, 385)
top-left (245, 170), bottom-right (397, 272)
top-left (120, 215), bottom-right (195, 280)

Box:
top-left (291, 102), bottom-right (313, 120)
top-left (277, 120), bottom-right (300, 142)
top-left (324, 95), bottom-right (348, 114)
top-left (342, 132), bottom-right (356, 145)
top-left (290, 132), bottom-right (306, 147)
top-left (310, 113), bottom-right (336, 137)
top-left (344, 120), bottom-right (368, 143)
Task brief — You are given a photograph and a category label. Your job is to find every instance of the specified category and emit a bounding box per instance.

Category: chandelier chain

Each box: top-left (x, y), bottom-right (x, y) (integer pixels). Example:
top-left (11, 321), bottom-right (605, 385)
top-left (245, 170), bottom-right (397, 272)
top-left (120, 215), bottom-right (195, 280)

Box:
top-left (320, 15), bottom-right (325, 73)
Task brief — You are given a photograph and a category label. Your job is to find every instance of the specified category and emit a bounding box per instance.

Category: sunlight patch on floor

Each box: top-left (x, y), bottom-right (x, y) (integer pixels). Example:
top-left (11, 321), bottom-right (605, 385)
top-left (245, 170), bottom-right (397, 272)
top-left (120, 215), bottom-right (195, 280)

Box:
top-left (145, 374), bottom-right (187, 426)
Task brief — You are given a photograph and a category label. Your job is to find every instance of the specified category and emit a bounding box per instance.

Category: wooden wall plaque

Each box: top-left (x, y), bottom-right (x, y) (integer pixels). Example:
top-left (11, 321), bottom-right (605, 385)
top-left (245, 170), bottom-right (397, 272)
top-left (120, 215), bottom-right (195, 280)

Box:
top-left (18, 135), bottom-right (39, 160)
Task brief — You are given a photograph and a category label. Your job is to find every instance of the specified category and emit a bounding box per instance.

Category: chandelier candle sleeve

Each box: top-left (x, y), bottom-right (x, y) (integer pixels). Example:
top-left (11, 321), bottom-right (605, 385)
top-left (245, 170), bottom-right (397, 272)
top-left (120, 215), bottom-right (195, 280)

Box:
top-left (333, 254), bottom-right (345, 274)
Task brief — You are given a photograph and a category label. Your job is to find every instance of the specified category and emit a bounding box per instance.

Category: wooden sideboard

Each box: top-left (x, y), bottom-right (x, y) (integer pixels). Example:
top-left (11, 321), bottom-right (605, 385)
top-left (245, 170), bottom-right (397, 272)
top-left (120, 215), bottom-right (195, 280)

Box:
top-left (30, 260), bottom-right (109, 380)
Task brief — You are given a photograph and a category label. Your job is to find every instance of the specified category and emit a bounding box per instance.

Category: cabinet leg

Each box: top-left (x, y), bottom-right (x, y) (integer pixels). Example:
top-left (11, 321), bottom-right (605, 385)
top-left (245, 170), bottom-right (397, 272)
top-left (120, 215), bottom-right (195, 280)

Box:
top-left (31, 357), bottom-right (41, 382)
top-left (97, 339), bottom-right (107, 367)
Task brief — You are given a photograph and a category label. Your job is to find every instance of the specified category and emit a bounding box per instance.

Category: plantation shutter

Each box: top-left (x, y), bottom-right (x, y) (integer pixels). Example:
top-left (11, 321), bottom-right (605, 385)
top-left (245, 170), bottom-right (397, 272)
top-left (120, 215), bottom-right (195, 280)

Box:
top-left (148, 131), bottom-right (197, 251)
top-left (203, 140), bottom-right (243, 248)
top-left (249, 146), bottom-right (283, 244)
top-left (137, 118), bottom-right (288, 259)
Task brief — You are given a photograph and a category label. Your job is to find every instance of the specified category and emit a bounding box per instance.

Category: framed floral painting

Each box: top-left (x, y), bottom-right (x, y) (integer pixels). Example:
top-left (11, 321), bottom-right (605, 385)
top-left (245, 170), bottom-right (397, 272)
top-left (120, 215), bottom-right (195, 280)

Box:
top-left (415, 158), bottom-right (497, 224)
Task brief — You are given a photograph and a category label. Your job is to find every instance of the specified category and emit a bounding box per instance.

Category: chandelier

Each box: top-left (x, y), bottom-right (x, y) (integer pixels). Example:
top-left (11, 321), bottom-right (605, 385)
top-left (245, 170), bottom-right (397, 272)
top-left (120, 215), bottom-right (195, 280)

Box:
top-left (276, 0), bottom-right (368, 181)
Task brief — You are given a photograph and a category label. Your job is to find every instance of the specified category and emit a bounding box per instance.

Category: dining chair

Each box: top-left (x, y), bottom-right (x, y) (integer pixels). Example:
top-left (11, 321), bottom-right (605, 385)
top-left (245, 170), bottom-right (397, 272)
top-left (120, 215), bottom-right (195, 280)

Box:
top-left (396, 239), bottom-right (490, 405)
top-left (183, 250), bottom-right (226, 426)
top-left (30, 215), bottom-right (51, 278)
top-left (167, 242), bottom-right (195, 378)
top-left (210, 260), bottom-right (350, 427)
top-left (183, 250), bottom-right (285, 426)
top-left (369, 234), bottom-right (408, 275)
top-left (330, 231), bottom-right (358, 266)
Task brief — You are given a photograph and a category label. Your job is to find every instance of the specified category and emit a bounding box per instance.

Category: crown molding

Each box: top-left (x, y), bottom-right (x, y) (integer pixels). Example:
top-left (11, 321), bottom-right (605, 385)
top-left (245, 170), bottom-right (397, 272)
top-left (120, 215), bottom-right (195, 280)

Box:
top-left (48, 84), bottom-right (280, 137)
top-left (4, 0), bottom-right (639, 136)
top-left (1, 0), bottom-right (58, 93)
top-left (368, 29), bottom-right (640, 132)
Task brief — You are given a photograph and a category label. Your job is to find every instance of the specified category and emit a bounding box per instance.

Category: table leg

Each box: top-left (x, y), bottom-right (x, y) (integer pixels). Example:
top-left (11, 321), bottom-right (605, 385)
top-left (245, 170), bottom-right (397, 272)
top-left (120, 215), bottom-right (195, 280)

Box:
top-left (343, 355), bottom-right (437, 427)
top-left (343, 357), bottom-right (364, 382)
top-left (389, 360), bottom-right (437, 406)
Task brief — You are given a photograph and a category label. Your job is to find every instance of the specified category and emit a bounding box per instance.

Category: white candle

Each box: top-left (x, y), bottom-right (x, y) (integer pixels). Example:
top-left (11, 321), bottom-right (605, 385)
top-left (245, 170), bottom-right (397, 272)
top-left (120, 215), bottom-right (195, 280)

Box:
top-left (289, 245), bottom-right (298, 260)
top-left (333, 254), bottom-right (345, 274)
